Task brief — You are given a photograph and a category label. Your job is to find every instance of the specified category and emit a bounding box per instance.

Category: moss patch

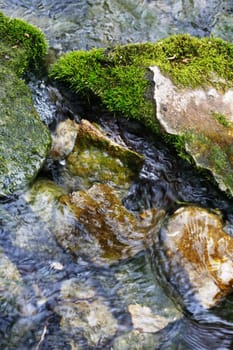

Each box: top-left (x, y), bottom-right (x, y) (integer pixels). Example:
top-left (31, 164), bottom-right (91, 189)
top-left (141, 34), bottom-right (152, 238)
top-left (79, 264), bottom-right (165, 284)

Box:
top-left (211, 112), bottom-right (230, 128)
top-left (0, 12), bottom-right (48, 74)
top-left (185, 131), bottom-right (233, 194)
top-left (49, 34), bottom-right (233, 132)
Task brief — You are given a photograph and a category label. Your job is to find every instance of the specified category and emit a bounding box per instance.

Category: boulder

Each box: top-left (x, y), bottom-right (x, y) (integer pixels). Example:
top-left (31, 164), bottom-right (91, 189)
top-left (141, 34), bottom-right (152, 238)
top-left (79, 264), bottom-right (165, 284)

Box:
top-left (0, 70), bottom-right (51, 196)
top-left (150, 65), bottom-right (233, 195)
top-left (0, 12), bottom-right (50, 196)
top-left (49, 34), bottom-right (233, 196)
top-left (65, 119), bottom-right (144, 194)
top-left (149, 206), bottom-right (233, 314)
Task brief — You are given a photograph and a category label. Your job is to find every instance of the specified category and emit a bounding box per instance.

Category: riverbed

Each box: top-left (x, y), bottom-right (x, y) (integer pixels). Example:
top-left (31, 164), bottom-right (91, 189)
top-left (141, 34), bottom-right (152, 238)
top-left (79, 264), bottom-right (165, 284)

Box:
top-left (0, 1), bottom-right (233, 349)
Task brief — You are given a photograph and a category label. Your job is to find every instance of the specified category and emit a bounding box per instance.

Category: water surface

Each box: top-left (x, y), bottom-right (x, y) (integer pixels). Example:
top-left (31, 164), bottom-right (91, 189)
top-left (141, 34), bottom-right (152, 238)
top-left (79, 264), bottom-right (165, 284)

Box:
top-left (0, 1), bottom-right (233, 349)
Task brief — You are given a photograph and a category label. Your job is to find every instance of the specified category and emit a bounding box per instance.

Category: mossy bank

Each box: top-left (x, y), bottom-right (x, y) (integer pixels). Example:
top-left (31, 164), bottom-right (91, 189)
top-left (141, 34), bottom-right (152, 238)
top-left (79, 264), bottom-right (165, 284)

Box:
top-left (0, 12), bottom-right (51, 196)
top-left (49, 34), bottom-right (233, 196)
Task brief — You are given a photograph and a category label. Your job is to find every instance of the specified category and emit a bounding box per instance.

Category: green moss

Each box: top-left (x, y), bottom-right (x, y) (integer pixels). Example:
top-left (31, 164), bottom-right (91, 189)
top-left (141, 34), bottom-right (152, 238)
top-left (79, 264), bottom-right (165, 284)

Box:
top-left (49, 48), bottom-right (157, 131)
top-left (0, 12), bottom-right (48, 74)
top-left (0, 13), bottom-right (50, 195)
top-left (49, 34), bottom-right (233, 134)
top-left (211, 112), bottom-right (230, 128)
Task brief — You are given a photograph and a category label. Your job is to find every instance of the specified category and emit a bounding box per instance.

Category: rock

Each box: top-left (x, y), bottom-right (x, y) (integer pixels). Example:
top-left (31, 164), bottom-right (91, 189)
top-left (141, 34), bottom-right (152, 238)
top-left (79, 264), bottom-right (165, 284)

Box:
top-left (0, 247), bottom-right (28, 316)
top-left (0, 70), bottom-right (51, 196)
top-left (25, 179), bottom-right (164, 264)
top-left (150, 65), bottom-right (233, 195)
top-left (66, 119), bottom-right (144, 194)
top-left (128, 304), bottom-right (170, 333)
top-left (50, 118), bottom-right (79, 159)
top-left (112, 330), bottom-right (161, 350)
top-left (59, 183), bottom-right (164, 263)
top-left (49, 34), bottom-right (233, 196)
top-left (149, 206), bottom-right (233, 314)
top-left (55, 278), bottom-right (118, 348)
top-left (0, 12), bottom-right (50, 196)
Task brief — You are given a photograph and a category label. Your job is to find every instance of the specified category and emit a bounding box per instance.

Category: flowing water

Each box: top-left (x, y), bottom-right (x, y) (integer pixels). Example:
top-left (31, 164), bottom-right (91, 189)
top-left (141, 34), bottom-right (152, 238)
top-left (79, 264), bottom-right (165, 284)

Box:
top-left (0, 1), bottom-right (233, 349)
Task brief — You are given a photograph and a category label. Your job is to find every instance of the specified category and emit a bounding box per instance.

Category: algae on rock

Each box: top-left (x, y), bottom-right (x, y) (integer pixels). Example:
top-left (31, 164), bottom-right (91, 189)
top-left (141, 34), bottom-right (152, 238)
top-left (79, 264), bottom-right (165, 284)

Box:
top-left (50, 118), bottom-right (144, 195)
top-left (59, 183), bottom-right (164, 264)
top-left (66, 119), bottom-right (144, 191)
top-left (0, 12), bottom-right (51, 196)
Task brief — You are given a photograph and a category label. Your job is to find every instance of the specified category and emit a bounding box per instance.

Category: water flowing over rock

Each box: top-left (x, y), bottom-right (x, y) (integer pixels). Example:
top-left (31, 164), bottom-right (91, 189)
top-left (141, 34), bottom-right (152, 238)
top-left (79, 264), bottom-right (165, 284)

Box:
top-left (55, 278), bottom-right (118, 348)
top-left (128, 304), bottom-right (170, 332)
top-left (149, 206), bottom-right (233, 316)
top-left (60, 183), bottom-right (164, 264)
top-left (65, 119), bottom-right (144, 194)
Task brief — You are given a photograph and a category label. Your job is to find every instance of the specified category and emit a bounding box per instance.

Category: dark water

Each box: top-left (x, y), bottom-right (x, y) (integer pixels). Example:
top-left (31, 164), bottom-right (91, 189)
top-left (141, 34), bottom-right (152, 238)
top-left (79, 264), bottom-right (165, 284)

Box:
top-left (0, 1), bottom-right (233, 349)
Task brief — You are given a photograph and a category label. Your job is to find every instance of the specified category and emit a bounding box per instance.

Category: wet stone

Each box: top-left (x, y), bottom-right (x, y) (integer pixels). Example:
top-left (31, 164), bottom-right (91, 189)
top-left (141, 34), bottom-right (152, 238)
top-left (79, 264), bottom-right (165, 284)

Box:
top-left (149, 206), bottom-right (233, 315)
top-left (59, 183), bottom-right (164, 264)
top-left (50, 118), bottom-right (79, 160)
top-left (128, 303), bottom-right (170, 332)
top-left (55, 278), bottom-right (118, 348)
top-left (66, 119), bottom-right (144, 195)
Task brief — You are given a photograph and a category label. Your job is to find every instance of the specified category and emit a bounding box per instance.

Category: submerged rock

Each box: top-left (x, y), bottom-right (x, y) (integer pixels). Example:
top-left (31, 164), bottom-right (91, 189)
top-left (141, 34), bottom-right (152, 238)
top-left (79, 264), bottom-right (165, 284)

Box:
top-left (128, 304), bottom-right (170, 332)
top-left (59, 183), bottom-right (164, 263)
top-left (149, 206), bottom-right (233, 314)
top-left (55, 278), bottom-right (118, 348)
top-left (65, 119), bottom-right (144, 194)
top-left (0, 247), bottom-right (28, 316)
top-left (25, 179), bottom-right (164, 264)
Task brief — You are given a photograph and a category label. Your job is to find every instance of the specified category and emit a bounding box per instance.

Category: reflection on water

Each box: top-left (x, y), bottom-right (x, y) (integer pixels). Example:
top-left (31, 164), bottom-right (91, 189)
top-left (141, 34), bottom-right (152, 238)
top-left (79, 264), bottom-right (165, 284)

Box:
top-left (0, 0), bottom-right (233, 348)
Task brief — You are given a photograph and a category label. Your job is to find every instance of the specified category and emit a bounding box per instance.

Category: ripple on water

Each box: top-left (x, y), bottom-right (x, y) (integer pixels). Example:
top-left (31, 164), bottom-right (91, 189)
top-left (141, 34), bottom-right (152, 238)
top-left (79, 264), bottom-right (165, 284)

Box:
top-left (1, 1), bottom-right (233, 347)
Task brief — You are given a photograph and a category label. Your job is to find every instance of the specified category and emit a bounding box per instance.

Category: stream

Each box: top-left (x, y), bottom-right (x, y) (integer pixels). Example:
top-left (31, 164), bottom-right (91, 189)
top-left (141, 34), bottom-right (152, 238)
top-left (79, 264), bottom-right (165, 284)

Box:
top-left (0, 1), bottom-right (233, 349)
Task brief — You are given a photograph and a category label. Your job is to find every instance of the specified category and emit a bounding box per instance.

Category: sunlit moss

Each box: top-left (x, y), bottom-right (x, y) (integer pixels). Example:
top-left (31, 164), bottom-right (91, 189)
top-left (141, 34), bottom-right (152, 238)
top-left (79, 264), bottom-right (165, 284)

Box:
top-left (211, 112), bottom-right (230, 128)
top-left (49, 34), bottom-right (233, 134)
top-left (0, 11), bottom-right (48, 74)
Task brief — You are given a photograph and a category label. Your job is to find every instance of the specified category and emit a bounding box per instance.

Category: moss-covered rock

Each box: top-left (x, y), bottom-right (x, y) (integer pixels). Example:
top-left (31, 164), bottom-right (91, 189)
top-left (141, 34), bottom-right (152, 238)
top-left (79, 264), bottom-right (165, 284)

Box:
top-left (0, 12), bottom-right (51, 196)
top-left (54, 119), bottom-right (144, 195)
top-left (49, 34), bottom-right (233, 196)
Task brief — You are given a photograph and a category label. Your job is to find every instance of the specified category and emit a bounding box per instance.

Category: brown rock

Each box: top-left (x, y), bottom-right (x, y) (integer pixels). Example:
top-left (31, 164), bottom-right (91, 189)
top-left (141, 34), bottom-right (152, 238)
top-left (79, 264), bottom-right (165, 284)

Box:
top-left (60, 183), bottom-right (164, 263)
top-left (149, 206), bottom-right (233, 312)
